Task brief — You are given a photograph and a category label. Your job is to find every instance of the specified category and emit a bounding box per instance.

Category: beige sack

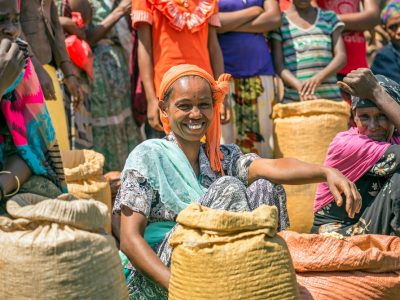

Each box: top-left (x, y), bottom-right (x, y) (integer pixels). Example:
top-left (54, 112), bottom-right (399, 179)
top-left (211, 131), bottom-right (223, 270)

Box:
top-left (272, 100), bottom-right (350, 232)
top-left (169, 203), bottom-right (299, 300)
top-left (0, 193), bottom-right (128, 300)
top-left (61, 149), bottom-right (112, 233)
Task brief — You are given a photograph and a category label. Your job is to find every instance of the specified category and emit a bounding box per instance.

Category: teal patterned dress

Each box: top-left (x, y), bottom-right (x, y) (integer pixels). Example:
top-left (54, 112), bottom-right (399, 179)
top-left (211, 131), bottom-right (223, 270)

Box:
top-left (89, 0), bottom-right (141, 172)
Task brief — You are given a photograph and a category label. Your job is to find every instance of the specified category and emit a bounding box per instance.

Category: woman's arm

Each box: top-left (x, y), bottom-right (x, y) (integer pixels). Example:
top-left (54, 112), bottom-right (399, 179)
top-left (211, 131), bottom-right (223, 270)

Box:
top-left (0, 154), bottom-right (32, 196)
top-left (338, 68), bottom-right (400, 132)
top-left (208, 26), bottom-right (224, 78)
top-left (336, 0), bottom-right (380, 32)
top-left (120, 207), bottom-right (170, 289)
top-left (248, 158), bottom-right (362, 218)
top-left (271, 38), bottom-right (303, 94)
top-left (234, 0), bottom-right (281, 33)
top-left (301, 28), bottom-right (347, 96)
top-left (137, 23), bottom-right (164, 132)
top-left (217, 6), bottom-right (263, 34)
top-left (58, 16), bottom-right (86, 40)
top-left (85, 0), bottom-right (130, 46)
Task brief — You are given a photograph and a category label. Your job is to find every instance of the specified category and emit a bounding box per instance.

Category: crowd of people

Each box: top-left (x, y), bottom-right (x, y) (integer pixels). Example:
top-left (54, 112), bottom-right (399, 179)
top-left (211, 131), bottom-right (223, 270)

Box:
top-left (0, 0), bottom-right (400, 299)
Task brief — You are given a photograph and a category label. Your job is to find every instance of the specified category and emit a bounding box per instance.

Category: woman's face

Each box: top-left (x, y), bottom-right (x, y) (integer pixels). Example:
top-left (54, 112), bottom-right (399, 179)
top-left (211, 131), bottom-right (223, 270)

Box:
top-left (0, 0), bottom-right (20, 42)
top-left (161, 76), bottom-right (214, 143)
top-left (386, 13), bottom-right (400, 48)
top-left (354, 107), bottom-right (395, 141)
top-left (292, 0), bottom-right (312, 9)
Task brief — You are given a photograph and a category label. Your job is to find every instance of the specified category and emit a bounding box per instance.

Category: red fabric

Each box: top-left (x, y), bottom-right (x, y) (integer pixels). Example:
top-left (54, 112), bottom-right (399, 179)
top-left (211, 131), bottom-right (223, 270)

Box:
top-left (279, 0), bottom-right (291, 11)
top-left (65, 35), bottom-right (94, 80)
top-left (132, 0), bottom-right (217, 95)
top-left (280, 231), bottom-right (400, 300)
top-left (314, 127), bottom-right (400, 212)
top-left (316, 0), bottom-right (369, 74)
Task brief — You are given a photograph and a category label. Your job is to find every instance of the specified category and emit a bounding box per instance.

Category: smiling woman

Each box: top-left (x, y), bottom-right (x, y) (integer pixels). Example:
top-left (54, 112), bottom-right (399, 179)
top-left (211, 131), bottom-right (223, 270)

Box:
top-left (114, 64), bottom-right (361, 299)
top-left (313, 69), bottom-right (400, 236)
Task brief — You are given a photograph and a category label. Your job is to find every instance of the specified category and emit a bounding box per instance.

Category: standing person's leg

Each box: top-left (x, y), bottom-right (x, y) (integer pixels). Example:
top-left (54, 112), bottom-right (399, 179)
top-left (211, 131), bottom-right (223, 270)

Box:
top-left (257, 75), bottom-right (274, 158)
top-left (43, 64), bottom-right (70, 150)
top-left (90, 44), bottom-right (141, 172)
top-left (231, 76), bottom-right (273, 157)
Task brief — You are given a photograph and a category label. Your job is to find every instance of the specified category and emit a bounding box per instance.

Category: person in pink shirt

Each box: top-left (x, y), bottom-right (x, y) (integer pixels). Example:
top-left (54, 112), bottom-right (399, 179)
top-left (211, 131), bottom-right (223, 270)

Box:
top-left (316, 0), bottom-right (380, 80)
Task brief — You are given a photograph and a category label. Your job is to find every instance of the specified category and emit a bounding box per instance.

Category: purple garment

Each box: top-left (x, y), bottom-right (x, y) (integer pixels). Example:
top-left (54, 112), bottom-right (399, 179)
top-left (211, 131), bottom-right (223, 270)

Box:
top-left (218, 0), bottom-right (275, 78)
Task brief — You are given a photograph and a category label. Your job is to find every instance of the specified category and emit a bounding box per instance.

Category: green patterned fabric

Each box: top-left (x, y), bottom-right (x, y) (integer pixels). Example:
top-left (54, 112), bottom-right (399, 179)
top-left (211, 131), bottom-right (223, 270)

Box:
top-left (90, 0), bottom-right (141, 172)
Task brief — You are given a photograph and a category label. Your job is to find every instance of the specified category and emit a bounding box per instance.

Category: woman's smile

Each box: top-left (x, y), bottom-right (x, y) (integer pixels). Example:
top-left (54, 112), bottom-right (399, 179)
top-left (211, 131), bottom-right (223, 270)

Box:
top-left (160, 75), bottom-right (214, 143)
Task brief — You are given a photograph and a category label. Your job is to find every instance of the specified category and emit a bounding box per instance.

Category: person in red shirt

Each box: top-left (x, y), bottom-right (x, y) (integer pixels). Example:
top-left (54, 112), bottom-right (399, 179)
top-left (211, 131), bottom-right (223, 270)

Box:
top-left (315, 0), bottom-right (380, 80)
top-left (132, 0), bottom-right (224, 136)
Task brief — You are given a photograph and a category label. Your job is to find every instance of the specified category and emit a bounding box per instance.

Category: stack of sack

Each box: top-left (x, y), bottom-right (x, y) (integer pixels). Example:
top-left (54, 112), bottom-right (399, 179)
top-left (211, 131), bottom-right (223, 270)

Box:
top-left (272, 100), bottom-right (350, 232)
top-left (280, 231), bottom-right (400, 300)
top-left (0, 193), bottom-right (128, 299)
top-left (169, 203), bottom-right (299, 300)
top-left (61, 149), bottom-right (112, 233)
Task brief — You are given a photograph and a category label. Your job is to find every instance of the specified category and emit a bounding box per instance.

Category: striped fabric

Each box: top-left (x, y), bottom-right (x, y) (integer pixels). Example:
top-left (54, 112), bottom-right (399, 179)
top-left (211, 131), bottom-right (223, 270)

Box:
top-left (271, 9), bottom-right (344, 102)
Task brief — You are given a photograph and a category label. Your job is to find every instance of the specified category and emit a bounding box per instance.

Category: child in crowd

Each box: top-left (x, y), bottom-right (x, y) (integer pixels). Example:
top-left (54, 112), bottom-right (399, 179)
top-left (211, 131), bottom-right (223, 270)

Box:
top-left (56, 0), bottom-right (94, 150)
top-left (371, 0), bottom-right (400, 83)
top-left (132, 0), bottom-right (224, 138)
top-left (217, 0), bottom-right (281, 157)
top-left (271, 0), bottom-right (346, 102)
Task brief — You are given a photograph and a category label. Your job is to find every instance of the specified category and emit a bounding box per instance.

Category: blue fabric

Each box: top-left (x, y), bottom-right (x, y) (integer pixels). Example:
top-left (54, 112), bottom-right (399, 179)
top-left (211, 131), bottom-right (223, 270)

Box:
top-left (371, 43), bottom-right (400, 83)
top-left (122, 139), bottom-right (206, 214)
top-left (144, 221), bottom-right (177, 249)
top-left (218, 0), bottom-right (275, 77)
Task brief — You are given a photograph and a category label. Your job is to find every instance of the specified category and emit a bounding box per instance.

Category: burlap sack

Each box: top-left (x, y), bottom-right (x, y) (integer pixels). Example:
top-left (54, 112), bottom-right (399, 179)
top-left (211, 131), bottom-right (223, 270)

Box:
top-left (280, 231), bottom-right (400, 300)
top-left (0, 193), bottom-right (128, 300)
top-left (169, 204), bottom-right (299, 300)
top-left (61, 149), bottom-right (112, 233)
top-left (272, 100), bottom-right (350, 232)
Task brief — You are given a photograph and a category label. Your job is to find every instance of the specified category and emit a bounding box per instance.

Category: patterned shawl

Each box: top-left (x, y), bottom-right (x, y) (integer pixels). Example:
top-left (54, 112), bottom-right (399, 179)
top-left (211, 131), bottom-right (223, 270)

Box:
top-left (1, 59), bottom-right (67, 192)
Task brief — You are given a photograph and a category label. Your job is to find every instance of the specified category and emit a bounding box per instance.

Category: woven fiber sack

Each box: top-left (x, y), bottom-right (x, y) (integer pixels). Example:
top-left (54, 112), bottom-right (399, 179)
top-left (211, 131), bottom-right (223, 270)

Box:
top-left (169, 204), bottom-right (299, 300)
top-left (279, 231), bottom-right (400, 300)
top-left (0, 193), bottom-right (128, 300)
top-left (61, 149), bottom-right (112, 233)
top-left (272, 100), bottom-right (350, 232)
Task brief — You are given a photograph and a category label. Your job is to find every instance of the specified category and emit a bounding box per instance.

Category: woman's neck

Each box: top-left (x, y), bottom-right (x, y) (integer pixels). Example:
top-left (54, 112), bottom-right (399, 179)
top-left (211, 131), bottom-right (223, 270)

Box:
top-left (174, 134), bottom-right (201, 174)
top-left (289, 5), bottom-right (316, 20)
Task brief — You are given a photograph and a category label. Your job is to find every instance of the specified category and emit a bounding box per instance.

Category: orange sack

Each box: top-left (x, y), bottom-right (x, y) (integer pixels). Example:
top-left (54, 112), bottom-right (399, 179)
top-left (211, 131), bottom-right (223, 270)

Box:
top-left (279, 231), bottom-right (400, 300)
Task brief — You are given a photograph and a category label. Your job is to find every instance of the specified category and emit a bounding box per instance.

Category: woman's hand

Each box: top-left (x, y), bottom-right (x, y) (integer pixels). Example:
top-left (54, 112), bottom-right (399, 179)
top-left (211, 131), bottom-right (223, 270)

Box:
top-left (220, 96), bottom-right (232, 124)
top-left (301, 75), bottom-right (322, 98)
top-left (64, 75), bottom-right (84, 110)
top-left (324, 167), bottom-right (362, 219)
top-left (35, 64), bottom-right (57, 100)
top-left (337, 68), bottom-right (381, 101)
top-left (0, 39), bottom-right (26, 96)
top-left (117, 0), bottom-right (132, 14)
top-left (148, 98), bottom-right (164, 132)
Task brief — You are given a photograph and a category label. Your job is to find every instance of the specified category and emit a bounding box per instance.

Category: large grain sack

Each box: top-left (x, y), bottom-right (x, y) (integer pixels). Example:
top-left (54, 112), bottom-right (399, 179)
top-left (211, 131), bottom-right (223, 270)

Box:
top-left (61, 149), bottom-right (112, 233)
top-left (0, 193), bottom-right (128, 300)
top-left (279, 231), bottom-right (400, 300)
top-left (169, 203), bottom-right (299, 300)
top-left (272, 100), bottom-right (350, 232)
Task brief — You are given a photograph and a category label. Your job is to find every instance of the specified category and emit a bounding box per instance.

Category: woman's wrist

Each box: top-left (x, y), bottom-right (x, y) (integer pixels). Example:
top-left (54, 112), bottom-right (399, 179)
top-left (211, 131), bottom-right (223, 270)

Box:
top-left (370, 84), bottom-right (386, 103)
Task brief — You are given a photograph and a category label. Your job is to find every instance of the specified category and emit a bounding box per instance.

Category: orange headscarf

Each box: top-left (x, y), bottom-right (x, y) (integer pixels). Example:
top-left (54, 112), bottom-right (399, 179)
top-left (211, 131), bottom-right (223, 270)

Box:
top-left (158, 64), bottom-right (231, 175)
